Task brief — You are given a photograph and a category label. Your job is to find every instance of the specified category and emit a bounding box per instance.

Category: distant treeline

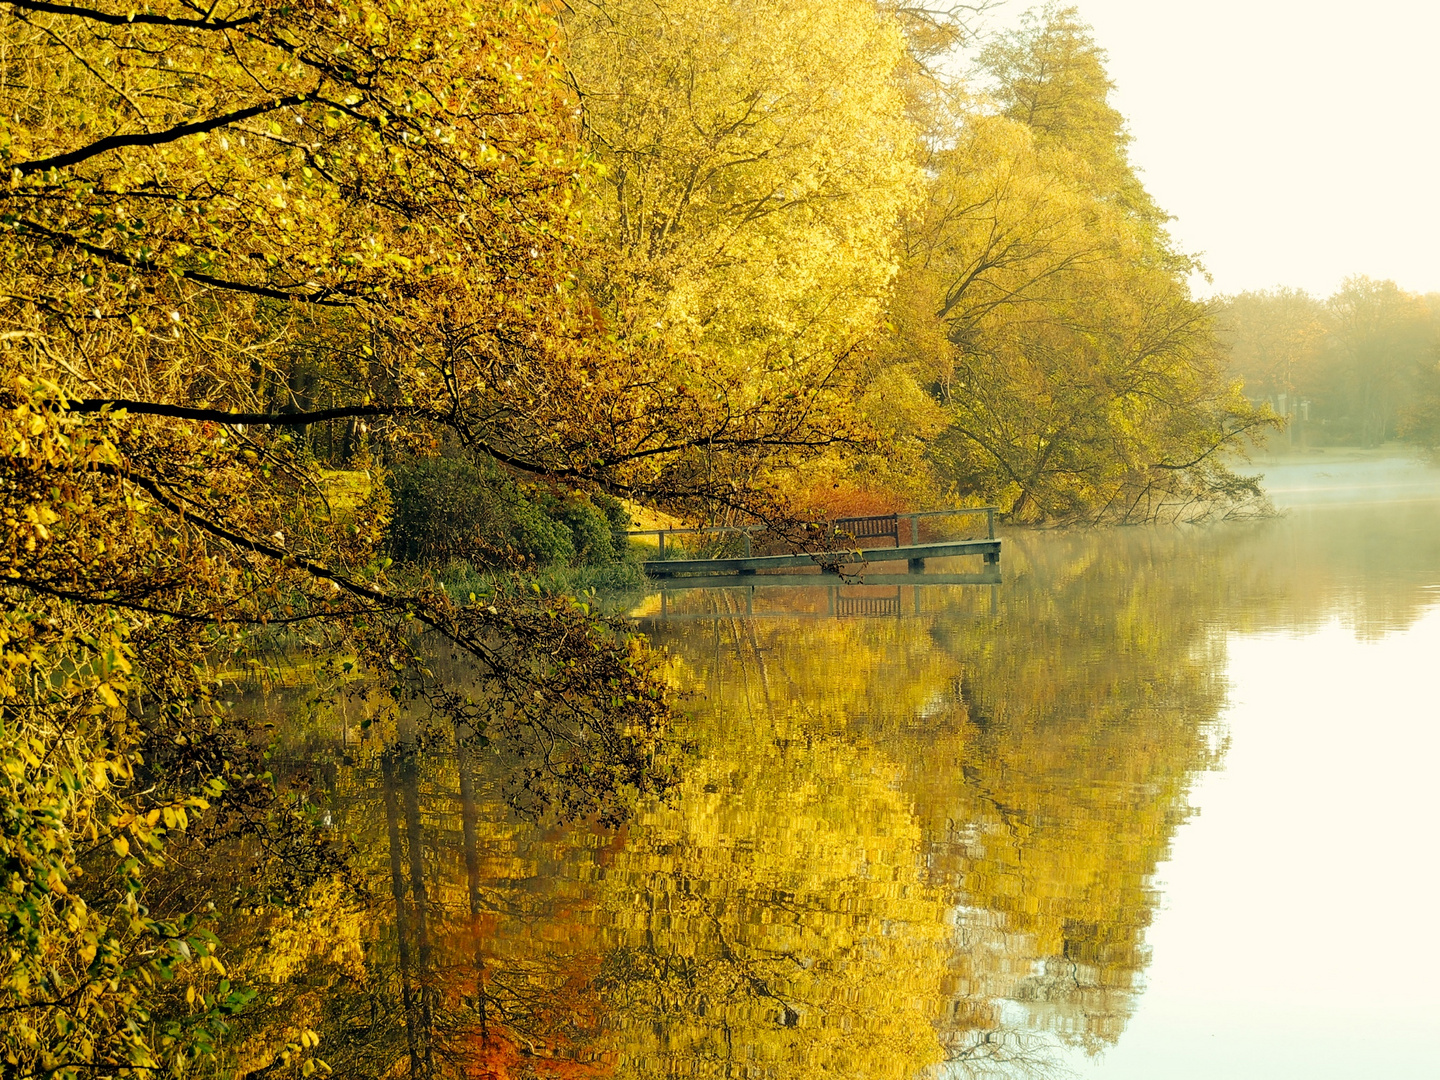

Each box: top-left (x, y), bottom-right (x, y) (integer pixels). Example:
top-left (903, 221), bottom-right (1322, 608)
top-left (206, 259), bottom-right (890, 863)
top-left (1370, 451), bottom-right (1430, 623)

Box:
top-left (1219, 281), bottom-right (1440, 449)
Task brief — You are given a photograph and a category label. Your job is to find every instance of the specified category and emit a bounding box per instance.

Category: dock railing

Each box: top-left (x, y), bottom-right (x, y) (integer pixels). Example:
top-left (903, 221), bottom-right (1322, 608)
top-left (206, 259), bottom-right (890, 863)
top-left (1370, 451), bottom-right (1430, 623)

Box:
top-left (887, 507), bottom-right (996, 545)
top-left (626, 507), bottom-right (997, 560)
top-left (624, 524), bottom-right (760, 560)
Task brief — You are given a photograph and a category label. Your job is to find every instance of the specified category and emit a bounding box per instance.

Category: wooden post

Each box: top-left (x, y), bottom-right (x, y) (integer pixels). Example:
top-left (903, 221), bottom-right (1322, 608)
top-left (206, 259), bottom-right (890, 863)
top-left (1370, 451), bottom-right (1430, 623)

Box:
top-left (743, 531), bottom-right (752, 557)
top-left (986, 508), bottom-right (995, 539)
top-left (659, 530), bottom-right (667, 559)
top-left (909, 514), bottom-right (919, 545)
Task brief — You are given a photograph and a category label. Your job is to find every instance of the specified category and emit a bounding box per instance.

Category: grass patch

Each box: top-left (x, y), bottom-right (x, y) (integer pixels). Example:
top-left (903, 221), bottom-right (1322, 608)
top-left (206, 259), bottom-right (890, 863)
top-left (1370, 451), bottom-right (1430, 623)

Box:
top-left (429, 558), bottom-right (649, 614)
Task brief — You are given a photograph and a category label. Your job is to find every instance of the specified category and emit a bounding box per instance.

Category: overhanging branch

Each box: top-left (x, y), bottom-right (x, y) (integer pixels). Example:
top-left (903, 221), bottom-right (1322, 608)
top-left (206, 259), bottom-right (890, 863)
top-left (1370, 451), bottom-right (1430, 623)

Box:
top-left (17, 220), bottom-right (357, 307)
top-left (15, 95), bottom-right (309, 176)
top-left (68, 398), bottom-right (417, 426)
top-left (62, 397), bottom-right (857, 475)
top-left (1, 0), bottom-right (262, 31)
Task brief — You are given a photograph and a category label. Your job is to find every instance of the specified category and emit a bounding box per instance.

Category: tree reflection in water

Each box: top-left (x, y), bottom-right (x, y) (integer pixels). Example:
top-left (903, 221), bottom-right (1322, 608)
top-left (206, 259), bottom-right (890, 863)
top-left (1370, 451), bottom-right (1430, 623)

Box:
top-left (215, 505), bottom-right (1439, 1078)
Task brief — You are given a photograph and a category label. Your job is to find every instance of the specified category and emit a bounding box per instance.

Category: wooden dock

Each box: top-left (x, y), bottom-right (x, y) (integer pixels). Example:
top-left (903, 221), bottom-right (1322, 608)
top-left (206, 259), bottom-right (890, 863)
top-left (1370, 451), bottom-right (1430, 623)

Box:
top-left (643, 538), bottom-right (1001, 578)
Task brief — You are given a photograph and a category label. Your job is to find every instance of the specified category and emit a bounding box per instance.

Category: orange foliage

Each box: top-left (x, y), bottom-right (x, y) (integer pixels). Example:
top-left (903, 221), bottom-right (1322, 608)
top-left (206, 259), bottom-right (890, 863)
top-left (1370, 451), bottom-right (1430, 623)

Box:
top-left (797, 481), bottom-right (909, 519)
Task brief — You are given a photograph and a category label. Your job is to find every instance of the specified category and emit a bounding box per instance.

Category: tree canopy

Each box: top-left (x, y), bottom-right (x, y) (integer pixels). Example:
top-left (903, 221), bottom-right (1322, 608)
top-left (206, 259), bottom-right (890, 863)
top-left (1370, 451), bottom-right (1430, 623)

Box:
top-left (563, 0), bottom-right (922, 482)
top-left (853, 5), bottom-right (1274, 523)
top-left (1, 0), bottom-right (691, 1072)
top-left (978, 3), bottom-right (1162, 224)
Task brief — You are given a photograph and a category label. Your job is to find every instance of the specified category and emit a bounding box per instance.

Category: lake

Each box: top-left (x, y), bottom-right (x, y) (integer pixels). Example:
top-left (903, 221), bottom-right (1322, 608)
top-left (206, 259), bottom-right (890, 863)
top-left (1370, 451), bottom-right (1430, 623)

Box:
top-left (253, 452), bottom-right (1440, 1078)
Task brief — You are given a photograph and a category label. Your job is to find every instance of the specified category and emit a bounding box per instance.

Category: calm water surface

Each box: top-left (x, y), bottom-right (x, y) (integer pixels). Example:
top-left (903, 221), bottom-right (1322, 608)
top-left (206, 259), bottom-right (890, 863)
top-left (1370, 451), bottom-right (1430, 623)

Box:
top-left (261, 454), bottom-right (1440, 1077)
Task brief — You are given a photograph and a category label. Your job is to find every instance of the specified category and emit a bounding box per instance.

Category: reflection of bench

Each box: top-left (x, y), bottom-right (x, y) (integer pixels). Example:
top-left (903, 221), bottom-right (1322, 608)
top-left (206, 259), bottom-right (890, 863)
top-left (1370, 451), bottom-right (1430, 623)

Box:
top-left (834, 593), bottom-right (902, 617)
top-left (832, 514), bottom-right (899, 547)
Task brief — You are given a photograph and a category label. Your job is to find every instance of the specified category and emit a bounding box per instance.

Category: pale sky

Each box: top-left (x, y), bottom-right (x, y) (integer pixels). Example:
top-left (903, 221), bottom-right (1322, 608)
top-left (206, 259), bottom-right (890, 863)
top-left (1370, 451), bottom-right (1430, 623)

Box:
top-left (975, 1), bottom-right (1440, 300)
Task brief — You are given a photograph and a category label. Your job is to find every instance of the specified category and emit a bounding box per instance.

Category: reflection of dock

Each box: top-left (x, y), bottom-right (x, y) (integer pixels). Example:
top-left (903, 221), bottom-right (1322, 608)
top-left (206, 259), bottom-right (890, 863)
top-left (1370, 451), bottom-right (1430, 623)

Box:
top-left (636, 578), bottom-right (1000, 623)
top-left (643, 539), bottom-right (1001, 578)
top-left (834, 593), bottom-right (900, 617)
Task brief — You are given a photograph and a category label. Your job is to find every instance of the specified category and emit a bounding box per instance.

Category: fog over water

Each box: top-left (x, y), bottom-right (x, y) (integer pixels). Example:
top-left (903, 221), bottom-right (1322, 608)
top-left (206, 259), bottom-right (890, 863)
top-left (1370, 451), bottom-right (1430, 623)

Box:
top-left (1258, 449), bottom-right (1440, 507)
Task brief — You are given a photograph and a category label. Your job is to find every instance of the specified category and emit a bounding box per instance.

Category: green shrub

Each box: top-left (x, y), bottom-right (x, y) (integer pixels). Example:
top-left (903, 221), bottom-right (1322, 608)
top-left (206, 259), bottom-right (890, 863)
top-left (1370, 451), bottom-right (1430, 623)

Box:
top-left (548, 492), bottom-right (616, 566)
top-left (505, 489), bottom-right (577, 567)
top-left (387, 456), bottom-right (633, 570)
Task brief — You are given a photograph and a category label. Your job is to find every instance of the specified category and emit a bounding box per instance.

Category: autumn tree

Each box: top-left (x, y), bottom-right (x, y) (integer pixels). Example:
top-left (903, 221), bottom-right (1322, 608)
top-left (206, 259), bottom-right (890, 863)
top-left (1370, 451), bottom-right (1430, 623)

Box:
top-left (561, 0), bottom-right (924, 514)
top-left (1219, 281), bottom-right (1440, 448)
top-left (861, 4), bottom-right (1274, 522)
top-left (1399, 293), bottom-right (1440, 446)
top-left (977, 3), bottom-right (1163, 225)
top-left (1320, 277), bottom-right (1435, 447)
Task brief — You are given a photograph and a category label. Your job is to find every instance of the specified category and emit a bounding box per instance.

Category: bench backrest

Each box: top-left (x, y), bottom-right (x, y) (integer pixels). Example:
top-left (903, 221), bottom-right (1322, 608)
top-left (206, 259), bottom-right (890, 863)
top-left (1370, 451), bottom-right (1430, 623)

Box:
top-left (832, 514), bottom-right (899, 540)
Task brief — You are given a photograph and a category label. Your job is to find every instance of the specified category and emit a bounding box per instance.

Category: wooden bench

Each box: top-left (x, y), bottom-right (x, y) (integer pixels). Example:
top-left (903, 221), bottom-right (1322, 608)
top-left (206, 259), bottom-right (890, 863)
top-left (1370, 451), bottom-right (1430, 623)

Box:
top-left (831, 514), bottom-right (900, 547)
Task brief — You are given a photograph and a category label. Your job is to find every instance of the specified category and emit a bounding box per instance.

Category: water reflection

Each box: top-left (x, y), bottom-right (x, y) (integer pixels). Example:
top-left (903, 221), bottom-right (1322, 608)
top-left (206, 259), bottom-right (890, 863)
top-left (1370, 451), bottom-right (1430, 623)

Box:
top-left (228, 497), bottom-right (1440, 1078)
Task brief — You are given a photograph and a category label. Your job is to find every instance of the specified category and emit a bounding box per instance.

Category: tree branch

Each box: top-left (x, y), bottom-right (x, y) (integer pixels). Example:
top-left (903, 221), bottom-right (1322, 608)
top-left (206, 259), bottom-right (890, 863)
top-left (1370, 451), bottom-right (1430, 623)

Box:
top-left (67, 398), bottom-right (418, 426)
top-left (61, 397), bottom-right (856, 477)
top-left (17, 219), bottom-right (357, 307)
top-left (15, 95), bottom-right (308, 175)
top-left (0, 0), bottom-right (261, 31)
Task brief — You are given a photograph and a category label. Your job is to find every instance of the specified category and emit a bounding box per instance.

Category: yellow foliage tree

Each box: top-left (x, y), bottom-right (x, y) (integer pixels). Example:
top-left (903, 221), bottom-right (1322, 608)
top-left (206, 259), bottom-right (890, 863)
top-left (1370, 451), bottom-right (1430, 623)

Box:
top-left (863, 7), bottom-right (1276, 521)
top-left (564, 0), bottom-right (921, 463)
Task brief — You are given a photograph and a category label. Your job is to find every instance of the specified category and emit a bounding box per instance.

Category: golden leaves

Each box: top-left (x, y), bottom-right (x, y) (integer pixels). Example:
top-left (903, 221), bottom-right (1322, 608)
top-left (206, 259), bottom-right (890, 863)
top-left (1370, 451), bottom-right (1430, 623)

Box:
top-left (568, 0), bottom-right (919, 391)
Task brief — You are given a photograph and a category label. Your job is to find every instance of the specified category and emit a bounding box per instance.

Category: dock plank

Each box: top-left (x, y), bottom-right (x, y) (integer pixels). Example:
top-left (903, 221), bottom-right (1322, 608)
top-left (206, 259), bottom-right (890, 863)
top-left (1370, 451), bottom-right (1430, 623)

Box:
top-left (647, 570), bottom-right (1001, 590)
